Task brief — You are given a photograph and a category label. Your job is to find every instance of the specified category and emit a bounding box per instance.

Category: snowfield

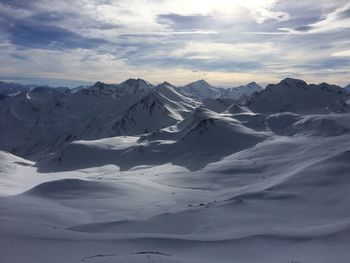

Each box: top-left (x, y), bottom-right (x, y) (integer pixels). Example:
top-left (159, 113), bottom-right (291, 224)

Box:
top-left (0, 78), bottom-right (350, 263)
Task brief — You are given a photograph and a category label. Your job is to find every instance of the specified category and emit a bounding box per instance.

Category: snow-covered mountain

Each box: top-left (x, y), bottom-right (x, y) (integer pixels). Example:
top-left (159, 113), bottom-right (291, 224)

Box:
top-left (0, 81), bottom-right (63, 97)
top-left (39, 106), bottom-right (268, 171)
top-left (220, 81), bottom-right (263, 100)
top-left (0, 80), bottom-right (151, 158)
top-left (2, 77), bottom-right (350, 263)
top-left (178, 79), bottom-right (222, 99)
top-left (0, 81), bottom-right (32, 96)
top-left (178, 80), bottom-right (263, 102)
top-left (79, 78), bottom-right (153, 98)
top-left (1, 77), bottom-right (348, 159)
top-left (0, 79), bottom-right (200, 158)
top-left (247, 78), bottom-right (348, 114)
top-left (110, 82), bottom-right (198, 136)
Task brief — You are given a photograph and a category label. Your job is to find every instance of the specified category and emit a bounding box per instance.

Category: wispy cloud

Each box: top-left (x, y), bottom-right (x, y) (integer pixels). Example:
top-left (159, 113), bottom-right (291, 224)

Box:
top-left (251, 2), bottom-right (350, 35)
top-left (332, 50), bottom-right (350, 57)
top-left (294, 3), bottom-right (350, 33)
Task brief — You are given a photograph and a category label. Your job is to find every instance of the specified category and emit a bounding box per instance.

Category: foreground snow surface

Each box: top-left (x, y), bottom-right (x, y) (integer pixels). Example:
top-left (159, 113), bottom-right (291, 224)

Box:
top-left (1, 130), bottom-right (350, 263)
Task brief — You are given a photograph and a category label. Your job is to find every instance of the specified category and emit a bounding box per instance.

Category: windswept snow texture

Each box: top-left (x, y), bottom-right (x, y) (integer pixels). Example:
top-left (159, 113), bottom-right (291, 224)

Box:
top-left (1, 78), bottom-right (350, 263)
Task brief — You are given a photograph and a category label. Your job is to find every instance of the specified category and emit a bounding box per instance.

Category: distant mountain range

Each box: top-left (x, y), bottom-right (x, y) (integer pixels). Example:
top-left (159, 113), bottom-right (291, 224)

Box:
top-left (0, 79), bottom-right (263, 100)
top-left (0, 77), bottom-right (349, 161)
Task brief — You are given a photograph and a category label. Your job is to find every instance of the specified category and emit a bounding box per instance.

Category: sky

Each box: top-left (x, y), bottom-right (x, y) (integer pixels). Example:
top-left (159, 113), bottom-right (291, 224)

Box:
top-left (0, 0), bottom-right (349, 87)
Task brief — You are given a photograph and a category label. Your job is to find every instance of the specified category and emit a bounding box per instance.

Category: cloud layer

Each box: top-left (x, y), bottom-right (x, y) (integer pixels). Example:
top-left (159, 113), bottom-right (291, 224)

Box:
top-left (0, 0), bottom-right (349, 87)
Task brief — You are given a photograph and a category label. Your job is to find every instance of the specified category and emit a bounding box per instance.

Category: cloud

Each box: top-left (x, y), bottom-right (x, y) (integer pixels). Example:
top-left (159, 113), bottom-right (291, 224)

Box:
top-left (294, 25), bottom-right (314, 32)
top-left (157, 13), bottom-right (216, 30)
top-left (332, 50), bottom-right (350, 57)
top-left (283, 3), bottom-right (350, 34)
top-left (0, 0), bottom-right (349, 87)
top-left (6, 21), bottom-right (108, 49)
top-left (251, 7), bottom-right (290, 24)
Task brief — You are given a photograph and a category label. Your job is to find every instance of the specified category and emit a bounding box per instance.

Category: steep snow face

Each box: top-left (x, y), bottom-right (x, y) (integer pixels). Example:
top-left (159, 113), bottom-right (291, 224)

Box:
top-left (154, 82), bottom-right (199, 108)
top-left (110, 93), bottom-right (183, 136)
top-left (110, 83), bottom-right (199, 136)
top-left (247, 78), bottom-right (348, 114)
top-left (178, 80), bottom-right (221, 99)
top-left (220, 82), bottom-right (263, 100)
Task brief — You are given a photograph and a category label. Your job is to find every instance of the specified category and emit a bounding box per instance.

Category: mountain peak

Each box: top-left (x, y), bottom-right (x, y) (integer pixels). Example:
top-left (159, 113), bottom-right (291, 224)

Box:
top-left (160, 81), bottom-right (174, 87)
top-left (121, 78), bottom-right (151, 86)
top-left (188, 79), bottom-right (213, 88)
top-left (279, 78), bottom-right (307, 87)
top-left (179, 79), bottom-right (220, 99)
top-left (248, 78), bottom-right (347, 114)
top-left (92, 81), bottom-right (107, 88)
top-left (246, 81), bottom-right (260, 87)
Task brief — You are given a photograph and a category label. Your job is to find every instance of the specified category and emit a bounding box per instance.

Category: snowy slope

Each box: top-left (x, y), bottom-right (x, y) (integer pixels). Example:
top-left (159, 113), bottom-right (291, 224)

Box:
top-left (247, 78), bottom-right (348, 114)
top-left (2, 122), bottom-right (350, 263)
top-left (267, 112), bottom-right (350, 137)
top-left (110, 92), bottom-right (182, 136)
top-left (154, 82), bottom-right (199, 110)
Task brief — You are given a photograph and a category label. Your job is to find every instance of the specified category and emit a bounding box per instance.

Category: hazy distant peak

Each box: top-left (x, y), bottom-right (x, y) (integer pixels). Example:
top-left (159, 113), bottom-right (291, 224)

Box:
top-left (188, 79), bottom-right (213, 87)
